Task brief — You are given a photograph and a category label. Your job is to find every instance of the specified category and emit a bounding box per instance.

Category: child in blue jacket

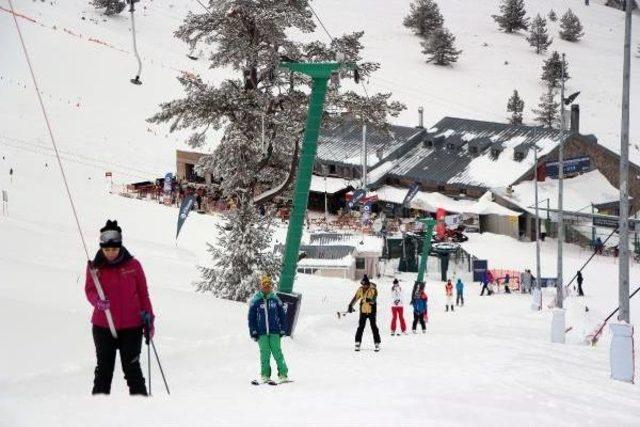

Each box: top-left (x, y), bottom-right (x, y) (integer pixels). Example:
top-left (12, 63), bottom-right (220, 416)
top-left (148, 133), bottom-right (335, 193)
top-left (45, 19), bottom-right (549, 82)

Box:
top-left (248, 275), bottom-right (288, 383)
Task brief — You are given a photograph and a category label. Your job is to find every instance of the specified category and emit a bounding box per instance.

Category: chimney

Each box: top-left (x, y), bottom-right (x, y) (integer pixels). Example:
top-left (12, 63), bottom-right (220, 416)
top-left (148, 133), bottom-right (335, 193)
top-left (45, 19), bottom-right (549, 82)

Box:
top-left (418, 106), bottom-right (424, 128)
top-left (570, 104), bottom-right (580, 134)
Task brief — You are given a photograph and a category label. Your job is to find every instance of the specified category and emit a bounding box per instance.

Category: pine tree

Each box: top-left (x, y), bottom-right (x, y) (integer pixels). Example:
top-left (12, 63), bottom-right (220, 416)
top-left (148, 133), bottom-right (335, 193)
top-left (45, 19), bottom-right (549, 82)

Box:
top-left (548, 9), bottom-right (557, 22)
top-left (492, 0), bottom-right (529, 33)
top-left (559, 9), bottom-right (585, 42)
top-left (91, 0), bottom-right (125, 15)
top-left (148, 1), bottom-right (404, 299)
top-left (532, 86), bottom-right (559, 128)
top-left (527, 14), bottom-right (553, 54)
top-left (507, 90), bottom-right (525, 124)
top-left (421, 27), bottom-right (462, 66)
top-left (541, 51), bottom-right (569, 89)
top-left (196, 192), bottom-right (280, 302)
top-left (403, 0), bottom-right (444, 38)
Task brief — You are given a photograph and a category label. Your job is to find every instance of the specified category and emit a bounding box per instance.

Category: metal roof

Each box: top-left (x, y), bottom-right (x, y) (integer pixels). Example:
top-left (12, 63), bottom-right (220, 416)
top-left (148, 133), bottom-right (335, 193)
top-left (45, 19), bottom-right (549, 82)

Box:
top-left (388, 117), bottom-right (566, 189)
top-left (317, 119), bottom-right (425, 168)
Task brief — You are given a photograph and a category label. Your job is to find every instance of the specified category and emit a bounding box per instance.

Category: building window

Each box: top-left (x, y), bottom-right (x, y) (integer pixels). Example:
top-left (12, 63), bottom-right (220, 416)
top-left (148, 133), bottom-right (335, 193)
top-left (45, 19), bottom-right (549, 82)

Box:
top-left (437, 185), bottom-right (445, 192)
top-left (355, 257), bottom-right (366, 270)
top-left (329, 164), bottom-right (337, 175)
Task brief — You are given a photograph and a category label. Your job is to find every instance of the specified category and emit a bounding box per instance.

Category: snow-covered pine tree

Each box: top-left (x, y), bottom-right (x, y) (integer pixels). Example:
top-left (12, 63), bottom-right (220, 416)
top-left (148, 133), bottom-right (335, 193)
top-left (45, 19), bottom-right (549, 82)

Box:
top-left (492, 0), bottom-right (529, 33)
top-left (196, 191), bottom-right (280, 302)
top-left (421, 27), bottom-right (462, 66)
top-left (548, 9), bottom-right (557, 22)
top-left (507, 90), bottom-right (525, 124)
top-left (532, 86), bottom-right (559, 128)
top-left (91, 0), bottom-right (125, 15)
top-left (403, 0), bottom-right (444, 38)
top-left (149, 0), bottom-right (404, 300)
top-left (559, 9), bottom-right (584, 42)
top-left (527, 14), bottom-right (552, 54)
top-left (541, 51), bottom-right (569, 89)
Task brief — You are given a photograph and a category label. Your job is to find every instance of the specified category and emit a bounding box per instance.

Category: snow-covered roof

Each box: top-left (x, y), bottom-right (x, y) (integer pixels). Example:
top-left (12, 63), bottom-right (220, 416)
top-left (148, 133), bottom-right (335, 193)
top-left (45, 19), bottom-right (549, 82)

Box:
top-left (493, 170), bottom-right (621, 219)
top-left (369, 186), bottom-right (521, 216)
top-left (389, 117), bottom-right (566, 189)
top-left (309, 175), bottom-right (354, 194)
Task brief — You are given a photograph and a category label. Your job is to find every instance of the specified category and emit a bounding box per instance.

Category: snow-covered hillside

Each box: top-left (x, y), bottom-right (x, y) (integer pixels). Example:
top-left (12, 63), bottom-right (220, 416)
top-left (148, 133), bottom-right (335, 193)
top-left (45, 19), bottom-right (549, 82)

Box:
top-left (2, 0), bottom-right (640, 425)
top-left (312, 0), bottom-right (640, 161)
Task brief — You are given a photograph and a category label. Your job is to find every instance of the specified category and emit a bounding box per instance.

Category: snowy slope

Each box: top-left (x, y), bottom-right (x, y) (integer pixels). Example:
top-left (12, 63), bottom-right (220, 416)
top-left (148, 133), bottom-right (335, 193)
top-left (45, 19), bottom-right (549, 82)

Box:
top-left (2, 0), bottom-right (640, 425)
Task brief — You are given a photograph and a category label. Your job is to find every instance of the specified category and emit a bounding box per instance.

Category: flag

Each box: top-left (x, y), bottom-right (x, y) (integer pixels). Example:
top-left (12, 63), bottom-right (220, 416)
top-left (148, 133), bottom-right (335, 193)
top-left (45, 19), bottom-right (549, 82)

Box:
top-left (349, 188), bottom-right (367, 208)
top-left (176, 195), bottom-right (195, 239)
top-left (402, 182), bottom-right (420, 207)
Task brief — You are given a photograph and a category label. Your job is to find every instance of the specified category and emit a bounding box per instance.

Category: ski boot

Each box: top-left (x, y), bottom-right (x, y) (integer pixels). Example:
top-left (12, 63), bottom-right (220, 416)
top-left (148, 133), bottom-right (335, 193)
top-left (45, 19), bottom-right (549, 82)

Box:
top-left (374, 343), bottom-right (380, 352)
top-left (355, 342), bottom-right (361, 352)
top-left (390, 331), bottom-right (396, 336)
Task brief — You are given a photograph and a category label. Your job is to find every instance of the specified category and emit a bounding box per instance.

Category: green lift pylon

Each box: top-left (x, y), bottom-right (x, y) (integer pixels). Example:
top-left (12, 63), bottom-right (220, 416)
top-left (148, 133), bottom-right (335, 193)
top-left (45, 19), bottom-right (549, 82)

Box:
top-left (416, 217), bottom-right (437, 284)
top-left (277, 62), bottom-right (343, 294)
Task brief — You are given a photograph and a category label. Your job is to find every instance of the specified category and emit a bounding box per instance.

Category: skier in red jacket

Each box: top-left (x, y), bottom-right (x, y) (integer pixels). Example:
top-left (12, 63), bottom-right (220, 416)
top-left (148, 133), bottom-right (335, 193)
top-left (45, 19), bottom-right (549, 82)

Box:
top-left (85, 220), bottom-right (154, 396)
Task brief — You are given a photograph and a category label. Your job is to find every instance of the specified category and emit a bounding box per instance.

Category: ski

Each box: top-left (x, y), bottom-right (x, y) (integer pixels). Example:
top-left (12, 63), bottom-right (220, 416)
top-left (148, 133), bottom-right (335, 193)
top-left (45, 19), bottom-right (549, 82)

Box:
top-left (251, 379), bottom-right (293, 386)
top-left (251, 379), bottom-right (278, 386)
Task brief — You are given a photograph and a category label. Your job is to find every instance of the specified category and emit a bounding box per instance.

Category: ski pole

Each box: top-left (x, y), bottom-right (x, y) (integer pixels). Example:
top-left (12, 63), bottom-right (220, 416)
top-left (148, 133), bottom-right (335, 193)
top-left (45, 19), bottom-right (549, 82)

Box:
top-left (147, 335), bottom-right (152, 396)
top-left (150, 338), bottom-right (170, 395)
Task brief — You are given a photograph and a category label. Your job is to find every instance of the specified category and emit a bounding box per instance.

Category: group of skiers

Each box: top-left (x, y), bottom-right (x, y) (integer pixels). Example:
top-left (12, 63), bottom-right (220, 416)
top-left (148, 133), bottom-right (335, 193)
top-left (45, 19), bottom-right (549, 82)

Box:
top-left (344, 275), bottom-right (467, 351)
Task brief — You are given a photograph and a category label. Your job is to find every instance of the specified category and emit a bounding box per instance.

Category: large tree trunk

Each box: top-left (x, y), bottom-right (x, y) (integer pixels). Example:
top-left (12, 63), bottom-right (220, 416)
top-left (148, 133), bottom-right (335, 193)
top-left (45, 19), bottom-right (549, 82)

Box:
top-left (253, 134), bottom-right (301, 205)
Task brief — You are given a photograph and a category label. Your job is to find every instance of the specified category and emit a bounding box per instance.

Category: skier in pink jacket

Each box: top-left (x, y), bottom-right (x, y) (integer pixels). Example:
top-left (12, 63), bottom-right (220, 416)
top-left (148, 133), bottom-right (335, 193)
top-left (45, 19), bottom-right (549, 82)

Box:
top-left (85, 220), bottom-right (154, 396)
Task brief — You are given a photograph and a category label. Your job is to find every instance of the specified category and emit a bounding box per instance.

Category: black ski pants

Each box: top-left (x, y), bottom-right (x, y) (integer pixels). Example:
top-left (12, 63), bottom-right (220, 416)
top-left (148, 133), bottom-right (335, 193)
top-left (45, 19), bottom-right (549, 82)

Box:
top-left (412, 312), bottom-right (426, 331)
top-left (92, 326), bottom-right (147, 396)
top-left (481, 283), bottom-right (490, 295)
top-left (456, 292), bottom-right (464, 306)
top-left (355, 311), bottom-right (381, 344)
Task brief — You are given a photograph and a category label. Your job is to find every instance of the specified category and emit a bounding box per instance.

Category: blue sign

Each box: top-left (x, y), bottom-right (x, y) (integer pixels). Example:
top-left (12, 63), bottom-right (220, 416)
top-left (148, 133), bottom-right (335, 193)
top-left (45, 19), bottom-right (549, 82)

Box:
top-left (545, 156), bottom-right (590, 178)
top-left (472, 259), bottom-right (488, 282)
top-left (163, 173), bottom-right (173, 195)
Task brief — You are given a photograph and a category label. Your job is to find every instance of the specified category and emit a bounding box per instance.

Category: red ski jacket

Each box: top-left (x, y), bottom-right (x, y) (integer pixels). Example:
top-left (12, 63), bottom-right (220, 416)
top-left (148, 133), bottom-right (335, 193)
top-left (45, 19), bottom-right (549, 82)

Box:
top-left (85, 255), bottom-right (154, 330)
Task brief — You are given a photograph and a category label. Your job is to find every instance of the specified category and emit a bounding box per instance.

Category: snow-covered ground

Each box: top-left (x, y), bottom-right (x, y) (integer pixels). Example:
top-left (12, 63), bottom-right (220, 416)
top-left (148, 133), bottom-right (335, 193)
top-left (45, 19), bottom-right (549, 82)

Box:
top-left (2, 0), bottom-right (640, 425)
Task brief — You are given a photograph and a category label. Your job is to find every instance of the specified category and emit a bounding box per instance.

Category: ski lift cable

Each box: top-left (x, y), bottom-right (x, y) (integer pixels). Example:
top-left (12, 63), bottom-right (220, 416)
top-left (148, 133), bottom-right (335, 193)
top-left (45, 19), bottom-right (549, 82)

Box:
top-left (128, 1), bottom-right (143, 85)
top-left (307, 3), bottom-right (368, 98)
top-left (7, 0), bottom-right (119, 338)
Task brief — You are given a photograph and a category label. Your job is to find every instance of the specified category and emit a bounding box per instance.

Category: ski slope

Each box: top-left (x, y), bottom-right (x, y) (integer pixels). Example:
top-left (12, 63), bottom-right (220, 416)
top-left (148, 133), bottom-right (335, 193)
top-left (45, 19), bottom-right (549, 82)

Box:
top-left (1, 0), bottom-right (640, 425)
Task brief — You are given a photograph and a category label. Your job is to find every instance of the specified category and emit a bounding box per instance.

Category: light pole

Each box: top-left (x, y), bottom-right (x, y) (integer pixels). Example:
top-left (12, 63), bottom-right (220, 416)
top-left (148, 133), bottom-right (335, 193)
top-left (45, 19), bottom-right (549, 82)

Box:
top-left (551, 54), bottom-right (567, 344)
top-left (610, 0), bottom-right (634, 383)
top-left (534, 146), bottom-right (542, 307)
top-left (557, 53), bottom-right (566, 310)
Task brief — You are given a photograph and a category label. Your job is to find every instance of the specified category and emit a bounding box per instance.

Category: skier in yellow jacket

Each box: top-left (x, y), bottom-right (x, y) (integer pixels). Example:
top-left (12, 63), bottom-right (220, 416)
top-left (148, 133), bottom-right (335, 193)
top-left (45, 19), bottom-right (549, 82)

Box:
top-left (348, 275), bottom-right (381, 352)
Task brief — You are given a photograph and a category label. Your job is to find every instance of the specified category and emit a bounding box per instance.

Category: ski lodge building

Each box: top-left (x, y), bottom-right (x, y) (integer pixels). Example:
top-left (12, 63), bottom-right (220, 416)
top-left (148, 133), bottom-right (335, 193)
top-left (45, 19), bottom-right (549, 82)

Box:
top-left (175, 106), bottom-right (640, 243)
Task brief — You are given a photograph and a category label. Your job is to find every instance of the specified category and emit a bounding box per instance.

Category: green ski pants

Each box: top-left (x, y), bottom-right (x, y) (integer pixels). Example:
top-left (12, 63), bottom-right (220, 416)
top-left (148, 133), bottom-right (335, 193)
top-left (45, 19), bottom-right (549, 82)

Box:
top-left (257, 334), bottom-right (288, 378)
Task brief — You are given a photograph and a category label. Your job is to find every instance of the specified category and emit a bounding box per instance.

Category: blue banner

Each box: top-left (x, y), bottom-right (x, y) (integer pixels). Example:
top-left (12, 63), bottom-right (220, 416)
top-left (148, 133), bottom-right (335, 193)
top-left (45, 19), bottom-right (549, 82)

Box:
top-left (402, 182), bottom-right (421, 207)
top-left (176, 195), bottom-right (196, 239)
